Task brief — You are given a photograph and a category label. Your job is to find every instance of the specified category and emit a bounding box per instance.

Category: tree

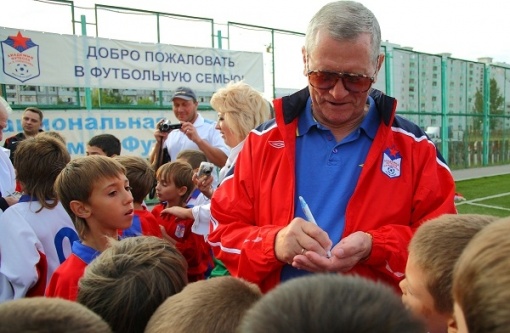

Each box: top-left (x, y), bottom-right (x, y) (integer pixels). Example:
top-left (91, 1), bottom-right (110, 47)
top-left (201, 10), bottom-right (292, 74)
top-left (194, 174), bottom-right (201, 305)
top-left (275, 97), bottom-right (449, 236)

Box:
top-left (91, 89), bottom-right (132, 107)
top-left (136, 97), bottom-right (155, 106)
top-left (473, 78), bottom-right (504, 131)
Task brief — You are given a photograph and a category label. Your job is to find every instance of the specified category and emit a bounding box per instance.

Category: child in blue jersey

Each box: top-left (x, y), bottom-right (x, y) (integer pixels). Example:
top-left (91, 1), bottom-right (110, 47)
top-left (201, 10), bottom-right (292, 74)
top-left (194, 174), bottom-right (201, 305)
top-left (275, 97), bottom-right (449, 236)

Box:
top-left (46, 155), bottom-right (134, 301)
top-left (0, 135), bottom-right (77, 301)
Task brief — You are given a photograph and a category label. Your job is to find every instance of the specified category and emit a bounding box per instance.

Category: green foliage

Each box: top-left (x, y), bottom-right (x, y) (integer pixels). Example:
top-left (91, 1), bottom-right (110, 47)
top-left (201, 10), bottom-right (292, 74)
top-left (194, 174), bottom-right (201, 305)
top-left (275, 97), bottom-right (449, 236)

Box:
top-left (91, 88), bottom-right (132, 107)
top-left (473, 78), bottom-right (505, 130)
top-left (136, 97), bottom-right (155, 105)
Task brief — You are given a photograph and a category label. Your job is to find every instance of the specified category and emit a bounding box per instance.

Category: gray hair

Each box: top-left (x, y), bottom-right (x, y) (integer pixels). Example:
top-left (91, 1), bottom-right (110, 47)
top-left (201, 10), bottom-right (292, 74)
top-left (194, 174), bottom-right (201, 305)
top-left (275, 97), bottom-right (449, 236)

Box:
top-left (304, 1), bottom-right (381, 64)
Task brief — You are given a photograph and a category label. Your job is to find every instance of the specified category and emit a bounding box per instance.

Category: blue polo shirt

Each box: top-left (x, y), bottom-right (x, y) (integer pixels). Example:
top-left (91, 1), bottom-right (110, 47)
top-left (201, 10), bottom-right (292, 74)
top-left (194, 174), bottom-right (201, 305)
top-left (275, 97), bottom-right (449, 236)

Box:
top-left (280, 96), bottom-right (379, 281)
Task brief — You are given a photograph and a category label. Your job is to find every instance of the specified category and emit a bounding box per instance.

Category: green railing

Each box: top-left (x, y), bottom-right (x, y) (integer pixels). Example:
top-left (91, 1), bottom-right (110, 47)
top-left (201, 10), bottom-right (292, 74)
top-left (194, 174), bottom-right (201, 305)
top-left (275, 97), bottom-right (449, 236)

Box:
top-left (1, 0), bottom-right (510, 170)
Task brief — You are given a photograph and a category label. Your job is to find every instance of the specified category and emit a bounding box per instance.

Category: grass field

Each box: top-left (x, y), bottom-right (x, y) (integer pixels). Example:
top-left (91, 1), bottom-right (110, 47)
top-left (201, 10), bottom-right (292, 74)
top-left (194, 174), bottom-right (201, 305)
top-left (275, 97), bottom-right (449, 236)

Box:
top-left (455, 174), bottom-right (510, 217)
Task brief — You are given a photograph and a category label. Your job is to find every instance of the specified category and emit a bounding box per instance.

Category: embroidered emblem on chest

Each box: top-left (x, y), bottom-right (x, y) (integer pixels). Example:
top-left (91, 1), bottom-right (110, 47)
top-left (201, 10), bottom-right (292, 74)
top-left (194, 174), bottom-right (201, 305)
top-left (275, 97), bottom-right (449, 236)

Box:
top-left (381, 146), bottom-right (401, 178)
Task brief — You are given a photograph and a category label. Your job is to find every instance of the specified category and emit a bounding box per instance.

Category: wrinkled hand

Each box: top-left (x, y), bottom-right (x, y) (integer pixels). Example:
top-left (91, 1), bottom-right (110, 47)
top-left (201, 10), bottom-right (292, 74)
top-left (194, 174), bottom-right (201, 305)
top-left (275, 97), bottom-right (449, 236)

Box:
top-left (274, 217), bottom-right (332, 265)
top-left (193, 172), bottom-right (214, 198)
top-left (292, 231), bottom-right (372, 273)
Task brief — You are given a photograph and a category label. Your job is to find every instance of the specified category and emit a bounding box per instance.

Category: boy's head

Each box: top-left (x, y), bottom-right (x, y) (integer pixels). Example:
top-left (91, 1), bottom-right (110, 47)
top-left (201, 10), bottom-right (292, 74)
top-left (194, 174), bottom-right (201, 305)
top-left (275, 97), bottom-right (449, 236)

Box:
top-left (77, 236), bottom-right (188, 333)
top-left (176, 149), bottom-right (207, 170)
top-left (452, 216), bottom-right (510, 333)
top-left (37, 131), bottom-right (66, 145)
top-left (0, 297), bottom-right (112, 333)
top-left (145, 276), bottom-right (262, 333)
top-left (114, 155), bottom-right (155, 204)
top-left (155, 161), bottom-right (194, 205)
top-left (14, 135), bottom-right (70, 211)
top-left (400, 213), bottom-right (497, 333)
top-left (55, 155), bottom-right (131, 238)
top-left (239, 274), bottom-right (425, 333)
top-left (86, 134), bottom-right (121, 157)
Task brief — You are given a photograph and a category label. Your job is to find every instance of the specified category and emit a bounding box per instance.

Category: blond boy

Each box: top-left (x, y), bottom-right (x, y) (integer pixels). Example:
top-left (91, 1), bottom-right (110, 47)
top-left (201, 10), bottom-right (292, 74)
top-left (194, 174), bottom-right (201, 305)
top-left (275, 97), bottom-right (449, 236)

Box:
top-left (452, 216), bottom-right (510, 333)
top-left (400, 213), bottom-right (497, 333)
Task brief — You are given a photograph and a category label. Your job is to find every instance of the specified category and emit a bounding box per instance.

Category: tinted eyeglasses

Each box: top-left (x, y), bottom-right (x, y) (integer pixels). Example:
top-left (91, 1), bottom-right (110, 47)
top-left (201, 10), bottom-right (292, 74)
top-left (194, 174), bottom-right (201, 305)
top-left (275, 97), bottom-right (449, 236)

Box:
top-left (307, 70), bottom-right (375, 93)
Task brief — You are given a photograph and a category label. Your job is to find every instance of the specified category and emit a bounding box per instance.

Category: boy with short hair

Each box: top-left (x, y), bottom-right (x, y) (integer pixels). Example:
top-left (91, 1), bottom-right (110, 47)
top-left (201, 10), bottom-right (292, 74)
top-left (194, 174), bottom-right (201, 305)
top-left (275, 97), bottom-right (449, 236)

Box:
top-left (86, 134), bottom-right (121, 157)
top-left (145, 276), bottom-right (262, 333)
top-left (0, 297), bottom-right (112, 333)
top-left (151, 160), bottom-right (211, 281)
top-left (114, 155), bottom-right (161, 238)
top-left (0, 136), bottom-right (77, 301)
top-left (78, 236), bottom-right (188, 333)
top-left (239, 274), bottom-right (425, 333)
top-left (175, 149), bottom-right (209, 207)
top-left (399, 213), bottom-right (498, 333)
top-left (45, 155), bottom-right (134, 301)
top-left (452, 216), bottom-right (510, 333)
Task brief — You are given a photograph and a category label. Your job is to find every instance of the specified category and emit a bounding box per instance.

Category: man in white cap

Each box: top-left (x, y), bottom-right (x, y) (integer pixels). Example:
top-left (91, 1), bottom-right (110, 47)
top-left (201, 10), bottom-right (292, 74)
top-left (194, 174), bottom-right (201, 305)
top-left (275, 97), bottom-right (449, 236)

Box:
top-left (149, 86), bottom-right (228, 169)
top-left (0, 97), bottom-right (17, 217)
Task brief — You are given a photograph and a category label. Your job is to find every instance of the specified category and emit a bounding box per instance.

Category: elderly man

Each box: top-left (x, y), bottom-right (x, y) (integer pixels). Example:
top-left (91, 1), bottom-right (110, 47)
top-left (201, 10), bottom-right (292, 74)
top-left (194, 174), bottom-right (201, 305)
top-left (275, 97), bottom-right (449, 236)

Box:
top-left (208, 1), bottom-right (456, 293)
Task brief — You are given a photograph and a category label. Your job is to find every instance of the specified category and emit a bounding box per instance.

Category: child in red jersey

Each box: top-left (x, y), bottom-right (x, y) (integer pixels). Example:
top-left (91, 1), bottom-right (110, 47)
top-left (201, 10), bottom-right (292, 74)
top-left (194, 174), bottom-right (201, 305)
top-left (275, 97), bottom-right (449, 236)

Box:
top-left (114, 155), bottom-right (161, 238)
top-left (45, 156), bottom-right (134, 301)
top-left (152, 160), bottom-right (211, 282)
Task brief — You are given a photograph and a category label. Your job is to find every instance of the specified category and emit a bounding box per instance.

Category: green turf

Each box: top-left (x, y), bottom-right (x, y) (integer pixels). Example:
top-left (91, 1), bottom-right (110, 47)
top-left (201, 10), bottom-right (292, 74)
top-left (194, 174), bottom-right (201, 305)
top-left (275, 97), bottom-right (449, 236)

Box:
top-left (455, 174), bottom-right (510, 217)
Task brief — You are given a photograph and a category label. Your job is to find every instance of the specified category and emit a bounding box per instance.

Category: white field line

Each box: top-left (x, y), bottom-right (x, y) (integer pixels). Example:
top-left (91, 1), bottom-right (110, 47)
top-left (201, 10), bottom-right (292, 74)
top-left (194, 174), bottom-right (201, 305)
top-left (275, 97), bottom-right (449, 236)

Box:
top-left (456, 192), bottom-right (510, 212)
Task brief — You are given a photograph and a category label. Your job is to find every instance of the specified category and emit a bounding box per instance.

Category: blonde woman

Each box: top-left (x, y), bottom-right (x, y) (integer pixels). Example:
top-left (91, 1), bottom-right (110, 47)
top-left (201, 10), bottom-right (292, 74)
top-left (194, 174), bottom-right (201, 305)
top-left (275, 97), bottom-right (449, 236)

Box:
top-left (165, 82), bottom-right (270, 277)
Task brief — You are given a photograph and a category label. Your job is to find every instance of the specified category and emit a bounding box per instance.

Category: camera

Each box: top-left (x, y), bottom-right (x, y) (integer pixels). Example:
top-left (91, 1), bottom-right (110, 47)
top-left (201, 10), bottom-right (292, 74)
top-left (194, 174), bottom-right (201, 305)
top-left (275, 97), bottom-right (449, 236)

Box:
top-left (158, 119), bottom-right (182, 132)
top-left (197, 161), bottom-right (215, 178)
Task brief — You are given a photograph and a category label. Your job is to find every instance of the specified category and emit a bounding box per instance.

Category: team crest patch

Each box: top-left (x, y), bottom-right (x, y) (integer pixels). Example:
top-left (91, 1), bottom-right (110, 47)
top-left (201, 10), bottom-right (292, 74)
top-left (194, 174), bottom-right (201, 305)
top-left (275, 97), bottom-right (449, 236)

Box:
top-left (381, 146), bottom-right (401, 178)
top-left (2, 31), bottom-right (40, 83)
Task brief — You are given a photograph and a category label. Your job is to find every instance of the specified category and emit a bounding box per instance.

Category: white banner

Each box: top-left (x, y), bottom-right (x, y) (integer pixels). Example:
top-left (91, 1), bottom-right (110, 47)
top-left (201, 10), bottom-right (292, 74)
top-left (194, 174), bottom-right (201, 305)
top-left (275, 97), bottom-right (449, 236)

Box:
top-left (2, 109), bottom-right (221, 159)
top-left (0, 27), bottom-right (264, 92)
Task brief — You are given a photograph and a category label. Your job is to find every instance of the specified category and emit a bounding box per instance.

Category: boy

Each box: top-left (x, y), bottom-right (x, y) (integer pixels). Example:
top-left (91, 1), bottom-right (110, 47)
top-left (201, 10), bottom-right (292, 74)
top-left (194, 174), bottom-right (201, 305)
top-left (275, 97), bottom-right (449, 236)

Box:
top-left (78, 236), bottom-right (188, 333)
top-left (452, 216), bottom-right (510, 333)
top-left (0, 136), bottom-right (77, 301)
top-left (0, 297), bottom-right (112, 333)
top-left (86, 134), bottom-right (121, 157)
top-left (239, 274), bottom-right (425, 333)
top-left (175, 149), bottom-right (210, 207)
top-left (151, 160), bottom-right (211, 281)
top-left (45, 155), bottom-right (134, 301)
top-left (114, 155), bottom-right (161, 238)
top-left (399, 213), bottom-right (498, 333)
top-left (145, 276), bottom-right (261, 333)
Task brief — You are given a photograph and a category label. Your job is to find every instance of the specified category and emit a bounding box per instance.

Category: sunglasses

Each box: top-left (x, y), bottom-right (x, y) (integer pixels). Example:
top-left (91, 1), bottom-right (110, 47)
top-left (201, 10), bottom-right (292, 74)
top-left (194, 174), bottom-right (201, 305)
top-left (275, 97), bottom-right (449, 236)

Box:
top-left (307, 70), bottom-right (375, 93)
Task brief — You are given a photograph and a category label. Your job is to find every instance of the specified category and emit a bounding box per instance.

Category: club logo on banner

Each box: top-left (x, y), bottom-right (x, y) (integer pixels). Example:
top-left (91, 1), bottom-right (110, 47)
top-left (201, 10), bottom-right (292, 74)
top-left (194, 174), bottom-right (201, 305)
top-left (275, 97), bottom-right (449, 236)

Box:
top-left (381, 146), bottom-right (401, 179)
top-left (1, 31), bottom-right (40, 83)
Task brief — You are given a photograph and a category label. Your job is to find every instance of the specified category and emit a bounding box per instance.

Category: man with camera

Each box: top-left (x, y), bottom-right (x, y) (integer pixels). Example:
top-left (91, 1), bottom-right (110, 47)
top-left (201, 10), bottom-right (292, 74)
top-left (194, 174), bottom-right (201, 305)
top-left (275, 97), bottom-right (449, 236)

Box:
top-left (149, 87), bottom-right (229, 169)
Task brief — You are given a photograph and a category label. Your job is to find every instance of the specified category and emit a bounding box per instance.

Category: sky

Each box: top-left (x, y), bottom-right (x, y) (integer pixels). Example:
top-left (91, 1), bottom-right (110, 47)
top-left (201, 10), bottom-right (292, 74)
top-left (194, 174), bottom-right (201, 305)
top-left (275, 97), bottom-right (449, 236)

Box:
top-left (1, 0), bottom-right (508, 65)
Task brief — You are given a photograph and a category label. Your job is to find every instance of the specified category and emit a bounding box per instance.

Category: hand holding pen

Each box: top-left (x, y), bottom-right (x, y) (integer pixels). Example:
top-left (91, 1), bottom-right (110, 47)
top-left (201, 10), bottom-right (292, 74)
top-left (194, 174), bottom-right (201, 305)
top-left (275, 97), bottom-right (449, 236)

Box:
top-left (299, 196), bottom-right (332, 258)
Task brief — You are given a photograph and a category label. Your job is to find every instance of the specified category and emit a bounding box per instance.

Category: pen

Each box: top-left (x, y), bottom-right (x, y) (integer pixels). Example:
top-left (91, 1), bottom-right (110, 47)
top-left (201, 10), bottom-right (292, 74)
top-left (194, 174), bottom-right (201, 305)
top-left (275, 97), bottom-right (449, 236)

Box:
top-left (298, 196), bottom-right (332, 258)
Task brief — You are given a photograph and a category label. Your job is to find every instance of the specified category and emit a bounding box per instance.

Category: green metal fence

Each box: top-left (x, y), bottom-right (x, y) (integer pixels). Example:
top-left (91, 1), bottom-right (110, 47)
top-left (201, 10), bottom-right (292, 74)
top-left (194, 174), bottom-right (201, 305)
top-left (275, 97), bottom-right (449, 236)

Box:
top-left (1, 0), bottom-right (509, 170)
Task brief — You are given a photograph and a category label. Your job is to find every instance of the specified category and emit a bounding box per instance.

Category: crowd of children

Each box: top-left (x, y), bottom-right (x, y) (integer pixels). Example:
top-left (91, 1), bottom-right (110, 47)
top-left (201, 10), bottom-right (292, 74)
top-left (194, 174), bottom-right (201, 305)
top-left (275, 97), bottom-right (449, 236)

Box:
top-left (1, 80), bottom-right (510, 332)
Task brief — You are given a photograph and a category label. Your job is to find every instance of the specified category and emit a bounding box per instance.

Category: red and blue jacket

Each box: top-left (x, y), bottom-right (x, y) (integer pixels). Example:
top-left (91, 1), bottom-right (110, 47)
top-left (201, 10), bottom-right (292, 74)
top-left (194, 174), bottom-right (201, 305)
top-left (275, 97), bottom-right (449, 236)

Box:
top-left (208, 88), bottom-right (457, 293)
